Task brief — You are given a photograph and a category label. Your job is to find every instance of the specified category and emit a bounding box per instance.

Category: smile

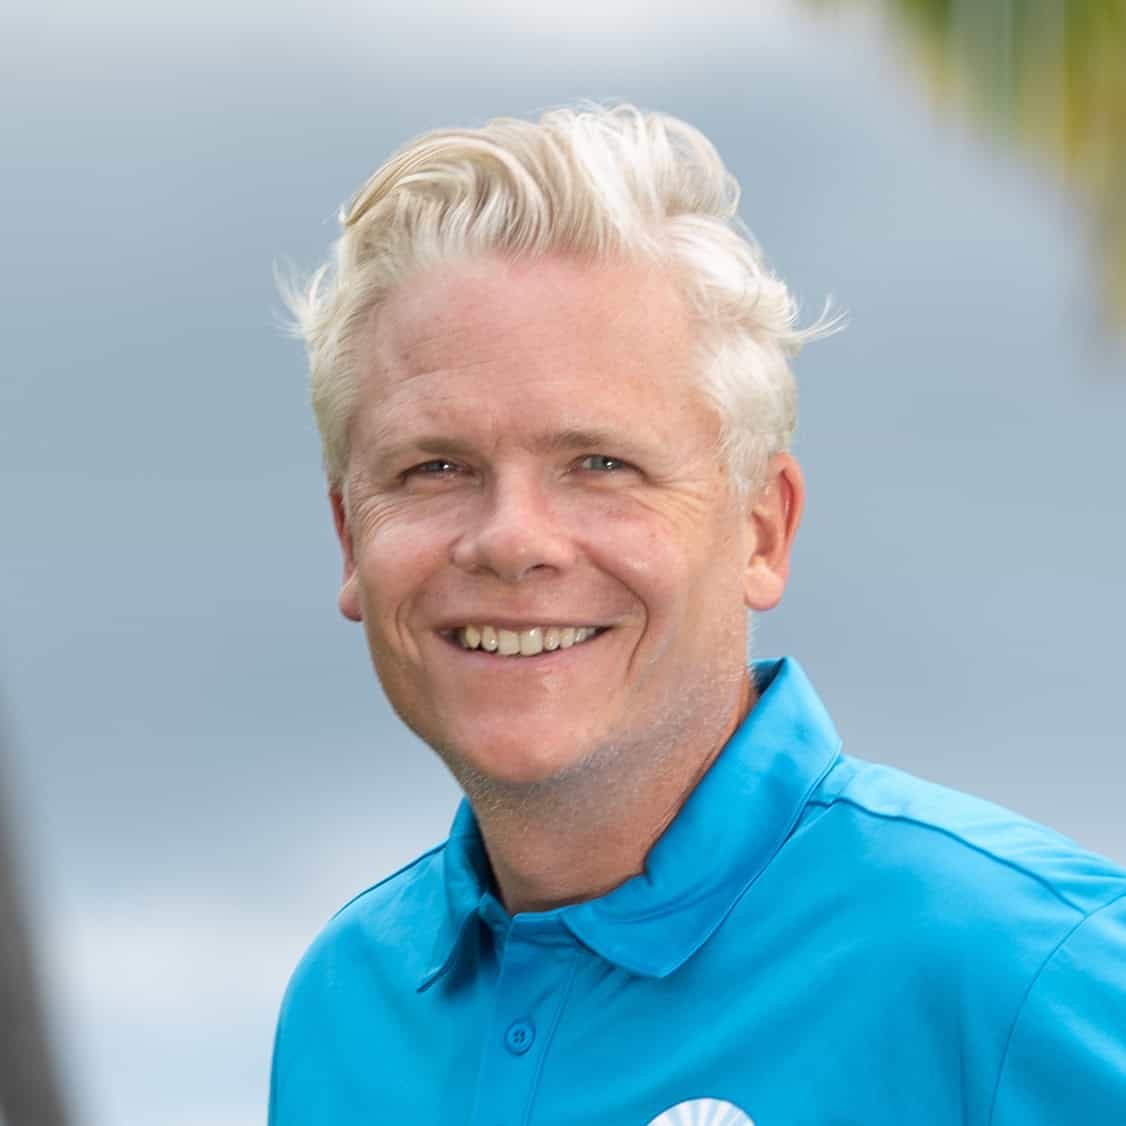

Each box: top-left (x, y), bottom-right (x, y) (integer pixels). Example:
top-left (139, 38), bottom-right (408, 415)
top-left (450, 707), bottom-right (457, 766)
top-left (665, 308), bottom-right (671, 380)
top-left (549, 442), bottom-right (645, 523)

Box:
top-left (453, 625), bottom-right (605, 656)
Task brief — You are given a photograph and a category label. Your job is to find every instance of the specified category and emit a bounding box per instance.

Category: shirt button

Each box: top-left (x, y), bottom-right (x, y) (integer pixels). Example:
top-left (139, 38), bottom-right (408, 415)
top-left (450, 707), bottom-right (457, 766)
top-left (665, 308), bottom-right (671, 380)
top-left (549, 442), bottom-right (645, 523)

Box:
top-left (504, 1019), bottom-right (535, 1055)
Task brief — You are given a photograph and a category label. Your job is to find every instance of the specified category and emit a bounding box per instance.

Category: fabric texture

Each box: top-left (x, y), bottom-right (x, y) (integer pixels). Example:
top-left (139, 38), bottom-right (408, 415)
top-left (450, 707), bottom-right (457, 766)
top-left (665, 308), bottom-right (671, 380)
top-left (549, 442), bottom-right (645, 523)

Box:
top-left (269, 658), bottom-right (1126, 1125)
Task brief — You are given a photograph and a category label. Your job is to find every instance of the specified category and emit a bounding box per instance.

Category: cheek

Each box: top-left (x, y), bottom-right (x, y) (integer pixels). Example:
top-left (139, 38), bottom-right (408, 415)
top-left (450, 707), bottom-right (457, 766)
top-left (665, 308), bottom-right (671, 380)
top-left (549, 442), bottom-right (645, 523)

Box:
top-left (355, 511), bottom-right (452, 603)
top-left (592, 522), bottom-right (747, 646)
top-left (584, 496), bottom-right (734, 588)
top-left (587, 529), bottom-right (701, 629)
top-left (581, 507), bottom-right (678, 583)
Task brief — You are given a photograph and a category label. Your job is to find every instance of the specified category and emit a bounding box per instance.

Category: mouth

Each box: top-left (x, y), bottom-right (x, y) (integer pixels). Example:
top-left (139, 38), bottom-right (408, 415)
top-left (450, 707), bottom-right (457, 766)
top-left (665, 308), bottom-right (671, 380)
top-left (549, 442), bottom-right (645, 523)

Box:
top-left (441, 624), bottom-right (609, 657)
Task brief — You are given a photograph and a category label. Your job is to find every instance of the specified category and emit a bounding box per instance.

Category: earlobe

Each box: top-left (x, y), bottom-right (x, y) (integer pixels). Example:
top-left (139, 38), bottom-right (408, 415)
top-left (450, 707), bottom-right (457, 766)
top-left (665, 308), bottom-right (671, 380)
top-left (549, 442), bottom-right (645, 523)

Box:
top-left (339, 574), bottom-right (362, 623)
top-left (330, 489), bottom-right (363, 623)
top-left (742, 453), bottom-right (805, 613)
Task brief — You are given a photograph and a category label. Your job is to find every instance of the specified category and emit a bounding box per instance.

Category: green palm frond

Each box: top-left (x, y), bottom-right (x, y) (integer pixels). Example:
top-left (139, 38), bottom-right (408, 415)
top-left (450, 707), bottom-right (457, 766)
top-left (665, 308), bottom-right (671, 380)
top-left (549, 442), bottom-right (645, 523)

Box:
top-left (808, 0), bottom-right (1126, 327)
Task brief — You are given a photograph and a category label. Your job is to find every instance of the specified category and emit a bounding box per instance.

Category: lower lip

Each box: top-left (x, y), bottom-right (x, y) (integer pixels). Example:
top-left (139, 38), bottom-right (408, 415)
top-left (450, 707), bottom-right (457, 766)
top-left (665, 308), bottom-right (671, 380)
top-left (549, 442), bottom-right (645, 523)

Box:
top-left (439, 628), bottom-right (609, 664)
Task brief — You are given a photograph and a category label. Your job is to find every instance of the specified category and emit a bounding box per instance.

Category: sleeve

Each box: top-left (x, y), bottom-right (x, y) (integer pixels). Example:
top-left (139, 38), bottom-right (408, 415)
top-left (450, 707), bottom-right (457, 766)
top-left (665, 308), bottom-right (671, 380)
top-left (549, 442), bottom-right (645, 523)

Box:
top-left (990, 891), bottom-right (1126, 1124)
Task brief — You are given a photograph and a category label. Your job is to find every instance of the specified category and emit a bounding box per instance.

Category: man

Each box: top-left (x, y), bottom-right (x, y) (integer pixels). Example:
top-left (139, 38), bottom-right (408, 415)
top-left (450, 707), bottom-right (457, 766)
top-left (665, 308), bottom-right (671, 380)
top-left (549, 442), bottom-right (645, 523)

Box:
top-left (270, 106), bottom-right (1126, 1125)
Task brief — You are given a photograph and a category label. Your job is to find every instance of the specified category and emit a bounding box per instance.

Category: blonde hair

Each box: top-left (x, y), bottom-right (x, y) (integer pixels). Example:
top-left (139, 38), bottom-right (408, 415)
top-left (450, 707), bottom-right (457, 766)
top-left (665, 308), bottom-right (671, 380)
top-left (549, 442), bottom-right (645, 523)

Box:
top-left (281, 104), bottom-right (838, 495)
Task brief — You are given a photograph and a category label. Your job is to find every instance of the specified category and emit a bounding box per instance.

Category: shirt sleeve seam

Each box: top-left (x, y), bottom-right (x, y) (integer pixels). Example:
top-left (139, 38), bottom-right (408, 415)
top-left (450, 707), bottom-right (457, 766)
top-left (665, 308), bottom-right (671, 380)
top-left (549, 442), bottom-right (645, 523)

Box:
top-left (329, 840), bottom-right (447, 921)
top-left (986, 886), bottom-right (1126, 1126)
top-left (805, 794), bottom-right (1096, 913)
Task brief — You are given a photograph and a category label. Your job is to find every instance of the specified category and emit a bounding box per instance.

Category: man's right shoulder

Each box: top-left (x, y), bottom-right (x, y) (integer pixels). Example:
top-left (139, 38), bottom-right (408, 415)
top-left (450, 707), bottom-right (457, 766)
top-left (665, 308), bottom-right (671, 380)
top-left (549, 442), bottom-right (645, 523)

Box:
top-left (268, 839), bottom-right (460, 1123)
top-left (283, 839), bottom-right (454, 1004)
top-left (329, 841), bottom-right (450, 930)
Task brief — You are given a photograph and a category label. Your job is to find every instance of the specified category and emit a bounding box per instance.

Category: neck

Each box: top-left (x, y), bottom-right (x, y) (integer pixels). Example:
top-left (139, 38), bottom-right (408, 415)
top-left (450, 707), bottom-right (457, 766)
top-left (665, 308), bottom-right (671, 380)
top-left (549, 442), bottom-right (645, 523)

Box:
top-left (466, 673), bottom-right (755, 915)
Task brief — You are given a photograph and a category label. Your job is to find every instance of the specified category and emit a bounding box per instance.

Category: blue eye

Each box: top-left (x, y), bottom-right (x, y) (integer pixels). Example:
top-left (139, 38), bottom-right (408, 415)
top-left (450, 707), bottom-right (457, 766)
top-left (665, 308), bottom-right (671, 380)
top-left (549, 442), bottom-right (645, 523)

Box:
top-left (411, 459), bottom-right (459, 475)
top-left (399, 459), bottom-right (465, 485)
top-left (579, 455), bottom-right (630, 472)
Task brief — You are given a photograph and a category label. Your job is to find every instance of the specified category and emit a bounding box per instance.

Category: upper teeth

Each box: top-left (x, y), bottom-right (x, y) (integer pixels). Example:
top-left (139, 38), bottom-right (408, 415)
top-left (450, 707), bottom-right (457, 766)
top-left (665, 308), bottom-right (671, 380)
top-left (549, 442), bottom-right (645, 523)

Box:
top-left (456, 625), bottom-right (599, 656)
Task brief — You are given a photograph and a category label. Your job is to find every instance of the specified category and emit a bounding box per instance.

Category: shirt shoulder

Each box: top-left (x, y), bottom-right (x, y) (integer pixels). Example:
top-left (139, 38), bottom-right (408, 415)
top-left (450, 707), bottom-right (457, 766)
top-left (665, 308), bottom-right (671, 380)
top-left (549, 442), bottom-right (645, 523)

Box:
top-left (793, 754), bottom-right (1126, 1120)
top-left (328, 840), bottom-right (450, 936)
top-left (269, 843), bottom-right (456, 1123)
top-left (806, 753), bottom-right (1126, 922)
top-left (988, 888), bottom-right (1126, 1123)
top-left (278, 840), bottom-right (452, 1021)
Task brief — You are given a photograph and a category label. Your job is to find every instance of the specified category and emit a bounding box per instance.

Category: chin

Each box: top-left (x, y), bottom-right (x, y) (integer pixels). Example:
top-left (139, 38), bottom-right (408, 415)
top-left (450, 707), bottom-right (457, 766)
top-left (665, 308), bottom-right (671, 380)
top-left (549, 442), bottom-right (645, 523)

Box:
top-left (435, 730), bottom-right (602, 792)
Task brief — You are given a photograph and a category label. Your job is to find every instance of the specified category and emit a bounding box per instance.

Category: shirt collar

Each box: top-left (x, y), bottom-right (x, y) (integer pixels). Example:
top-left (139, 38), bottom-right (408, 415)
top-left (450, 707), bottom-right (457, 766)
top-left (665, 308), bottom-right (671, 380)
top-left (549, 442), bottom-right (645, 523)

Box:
top-left (419, 657), bottom-right (841, 988)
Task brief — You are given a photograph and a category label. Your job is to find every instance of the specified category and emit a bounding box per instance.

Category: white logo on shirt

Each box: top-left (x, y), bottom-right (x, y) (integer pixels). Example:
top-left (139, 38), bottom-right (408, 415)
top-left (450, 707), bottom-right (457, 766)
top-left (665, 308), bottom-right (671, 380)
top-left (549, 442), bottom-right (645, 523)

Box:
top-left (647, 1098), bottom-right (755, 1125)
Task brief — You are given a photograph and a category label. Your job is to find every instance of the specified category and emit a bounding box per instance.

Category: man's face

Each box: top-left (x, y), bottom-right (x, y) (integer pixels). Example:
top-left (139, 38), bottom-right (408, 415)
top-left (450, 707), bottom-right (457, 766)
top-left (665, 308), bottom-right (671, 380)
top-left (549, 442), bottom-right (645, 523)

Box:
top-left (334, 254), bottom-right (798, 788)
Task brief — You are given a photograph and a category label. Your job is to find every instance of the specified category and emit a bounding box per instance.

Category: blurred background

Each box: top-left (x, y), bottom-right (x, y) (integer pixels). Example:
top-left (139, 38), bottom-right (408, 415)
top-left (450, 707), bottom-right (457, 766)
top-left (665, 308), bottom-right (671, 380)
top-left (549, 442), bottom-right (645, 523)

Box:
top-left (2, 0), bottom-right (1124, 1122)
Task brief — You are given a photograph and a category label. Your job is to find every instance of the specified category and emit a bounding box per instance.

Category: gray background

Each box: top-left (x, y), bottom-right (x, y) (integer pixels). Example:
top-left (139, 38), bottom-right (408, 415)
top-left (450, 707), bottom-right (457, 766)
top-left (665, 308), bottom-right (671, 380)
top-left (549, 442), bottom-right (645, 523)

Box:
top-left (2, 2), bottom-right (1123, 1123)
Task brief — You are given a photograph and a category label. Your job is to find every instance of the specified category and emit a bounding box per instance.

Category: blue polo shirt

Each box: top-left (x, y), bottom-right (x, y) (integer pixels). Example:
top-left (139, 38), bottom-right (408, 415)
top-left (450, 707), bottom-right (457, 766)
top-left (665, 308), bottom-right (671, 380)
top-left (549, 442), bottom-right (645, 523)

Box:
top-left (269, 658), bottom-right (1126, 1125)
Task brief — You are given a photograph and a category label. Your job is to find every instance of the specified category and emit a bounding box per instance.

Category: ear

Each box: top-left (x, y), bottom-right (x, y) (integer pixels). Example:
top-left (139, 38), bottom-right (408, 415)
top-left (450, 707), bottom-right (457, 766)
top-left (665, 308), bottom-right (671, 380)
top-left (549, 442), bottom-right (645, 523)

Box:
top-left (742, 453), bottom-right (805, 612)
top-left (330, 488), bottom-right (362, 622)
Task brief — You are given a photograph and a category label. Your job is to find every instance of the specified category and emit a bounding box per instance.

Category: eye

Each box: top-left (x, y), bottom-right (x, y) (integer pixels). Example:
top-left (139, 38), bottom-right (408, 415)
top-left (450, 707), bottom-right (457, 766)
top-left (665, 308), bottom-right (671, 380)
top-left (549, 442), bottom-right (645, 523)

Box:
top-left (402, 458), bottom-right (463, 481)
top-left (577, 454), bottom-right (632, 472)
top-left (414, 459), bottom-right (458, 474)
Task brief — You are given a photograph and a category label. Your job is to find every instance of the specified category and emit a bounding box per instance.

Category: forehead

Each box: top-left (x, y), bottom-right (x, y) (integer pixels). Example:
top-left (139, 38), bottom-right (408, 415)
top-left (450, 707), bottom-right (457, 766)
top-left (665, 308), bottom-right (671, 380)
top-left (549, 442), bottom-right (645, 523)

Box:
top-left (355, 254), bottom-right (714, 451)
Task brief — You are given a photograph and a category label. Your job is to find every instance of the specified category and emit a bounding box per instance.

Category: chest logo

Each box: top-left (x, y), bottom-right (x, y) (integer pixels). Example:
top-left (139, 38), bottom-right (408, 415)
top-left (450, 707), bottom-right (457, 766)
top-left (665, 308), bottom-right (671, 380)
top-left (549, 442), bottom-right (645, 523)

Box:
top-left (647, 1098), bottom-right (755, 1125)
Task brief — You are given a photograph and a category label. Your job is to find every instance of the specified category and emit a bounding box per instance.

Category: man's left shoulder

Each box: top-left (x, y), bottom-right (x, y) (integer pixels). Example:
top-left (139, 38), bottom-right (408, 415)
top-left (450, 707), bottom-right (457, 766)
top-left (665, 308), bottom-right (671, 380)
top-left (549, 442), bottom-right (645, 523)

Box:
top-left (805, 760), bottom-right (1126, 1124)
top-left (806, 754), bottom-right (1126, 940)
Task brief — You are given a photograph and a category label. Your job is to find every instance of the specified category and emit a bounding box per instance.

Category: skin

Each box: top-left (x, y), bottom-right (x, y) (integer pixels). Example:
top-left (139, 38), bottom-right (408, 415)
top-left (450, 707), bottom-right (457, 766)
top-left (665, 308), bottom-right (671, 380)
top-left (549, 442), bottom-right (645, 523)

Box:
top-left (331, 253), bottom-right (804, 913)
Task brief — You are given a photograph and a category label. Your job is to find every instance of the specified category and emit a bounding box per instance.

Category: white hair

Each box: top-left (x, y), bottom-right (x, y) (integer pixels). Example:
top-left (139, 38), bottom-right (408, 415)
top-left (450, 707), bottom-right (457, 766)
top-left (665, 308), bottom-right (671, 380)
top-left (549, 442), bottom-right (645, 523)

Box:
top-left (280, 104), bottom-right (839, 496)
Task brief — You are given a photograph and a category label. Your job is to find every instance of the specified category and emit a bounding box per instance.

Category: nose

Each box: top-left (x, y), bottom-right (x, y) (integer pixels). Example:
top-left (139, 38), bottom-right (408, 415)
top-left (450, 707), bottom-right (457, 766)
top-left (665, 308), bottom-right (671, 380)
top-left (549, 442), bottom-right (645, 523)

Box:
top-left (450, 472), bottom-right (576, 582)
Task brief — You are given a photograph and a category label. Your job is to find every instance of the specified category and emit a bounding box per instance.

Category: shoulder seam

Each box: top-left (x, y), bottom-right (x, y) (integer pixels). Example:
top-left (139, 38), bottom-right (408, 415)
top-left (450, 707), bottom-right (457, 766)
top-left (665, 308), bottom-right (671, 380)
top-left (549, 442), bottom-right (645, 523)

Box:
top-left (807, 794), bottom-right (1092, 912)
top-left (986, 887), bottom-right (1126, 1125)
top-left (329, 840), bottom-right (448, 922)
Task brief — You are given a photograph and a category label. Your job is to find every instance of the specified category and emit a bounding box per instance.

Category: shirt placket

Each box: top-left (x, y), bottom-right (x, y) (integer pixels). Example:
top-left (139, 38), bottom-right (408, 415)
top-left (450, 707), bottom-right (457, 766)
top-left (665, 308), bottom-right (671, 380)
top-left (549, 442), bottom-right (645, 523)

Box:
top-left (468, 911), bottom-right (578, 1126)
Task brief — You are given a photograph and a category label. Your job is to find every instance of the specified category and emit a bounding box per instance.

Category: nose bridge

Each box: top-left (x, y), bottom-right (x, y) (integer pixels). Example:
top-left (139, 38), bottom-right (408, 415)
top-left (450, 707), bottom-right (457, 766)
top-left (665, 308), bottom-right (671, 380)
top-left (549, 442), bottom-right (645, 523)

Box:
top-left (452, 461), bottom-right (572, 580)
